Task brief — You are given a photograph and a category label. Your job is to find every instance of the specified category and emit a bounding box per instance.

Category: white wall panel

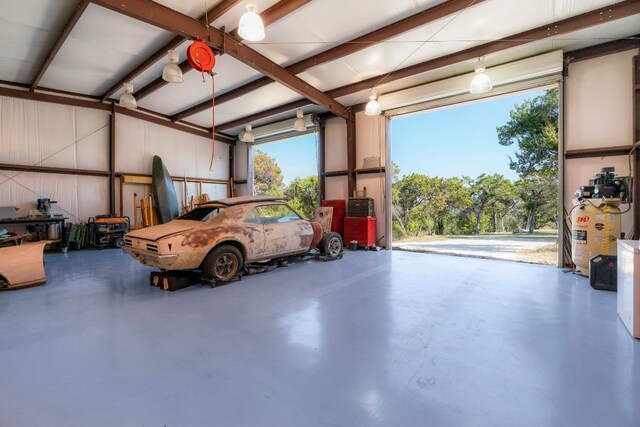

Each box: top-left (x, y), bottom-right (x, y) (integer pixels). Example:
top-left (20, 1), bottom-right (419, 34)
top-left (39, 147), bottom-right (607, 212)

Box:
top-left (115, 113), bottom-right (229, 180)
top-left (1, 96), bottom-right (228, 223)
top-left (325, 117), bottom-right (347, 172)
top-left (356, 113), bottom-right (387, 169)
top-left (564, 49), bottom-right (638, 240)
top-left (355, 112), bottom-right (388, 247)
top-left (235, 140), bottom-right (248, 180)
top-left (0, 171), bottom-right (108, 222)
top-left (0, 96), bottom-right (109, 171)
top-left (325, 176), bottom-right (348, 201)
top-left (565, 49), bottom-right (637, 150)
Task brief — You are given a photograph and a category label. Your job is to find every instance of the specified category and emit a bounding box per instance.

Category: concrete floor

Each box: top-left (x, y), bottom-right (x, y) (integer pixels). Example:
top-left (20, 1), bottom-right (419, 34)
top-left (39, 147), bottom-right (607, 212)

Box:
top-left (1, 249), bottom-right (639, 427)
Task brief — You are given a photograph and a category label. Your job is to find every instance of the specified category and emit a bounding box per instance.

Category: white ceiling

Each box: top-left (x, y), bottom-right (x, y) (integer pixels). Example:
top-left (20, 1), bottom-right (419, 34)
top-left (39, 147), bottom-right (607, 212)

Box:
top-left (0, 0), bottom-right (638, 136)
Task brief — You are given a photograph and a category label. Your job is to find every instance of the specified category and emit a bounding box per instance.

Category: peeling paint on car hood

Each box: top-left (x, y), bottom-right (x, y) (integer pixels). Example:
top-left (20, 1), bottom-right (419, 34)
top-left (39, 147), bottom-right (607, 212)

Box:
top-left (125, 220), bottom-right (201, 241)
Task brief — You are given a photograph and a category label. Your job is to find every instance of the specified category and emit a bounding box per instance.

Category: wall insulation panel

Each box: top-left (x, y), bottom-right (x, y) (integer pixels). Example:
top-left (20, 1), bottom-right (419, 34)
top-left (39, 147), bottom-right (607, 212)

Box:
top-left (0, 95), bottom-right (229, 223)
top-left (565, 49), bottom-right (637, 150)
top-left (355, 112), bottom-right (388, 247)
top-left (0, 96), bottom-right (109, 170)
top-left (0, 171), bottom-right (108, 223)
top-left (564, 49), bottom-right (638, 238)
top-left (324, 117), bottom-right (347, 172)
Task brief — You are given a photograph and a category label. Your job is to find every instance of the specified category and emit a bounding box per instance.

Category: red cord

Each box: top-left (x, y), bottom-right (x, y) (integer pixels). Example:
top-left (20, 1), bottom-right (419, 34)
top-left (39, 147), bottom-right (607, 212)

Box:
top-left (209, 73), bottom-right (215, 172)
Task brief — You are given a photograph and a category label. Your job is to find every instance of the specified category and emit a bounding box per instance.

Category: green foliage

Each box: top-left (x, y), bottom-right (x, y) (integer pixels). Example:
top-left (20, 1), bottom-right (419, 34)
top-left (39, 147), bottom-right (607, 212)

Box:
top-left (391, 90), bottom-right (559, 238)
top-left (253, 149), bottom-right (284, 196)
top-left (252, 149), bottom-right (319, 219)
top-left (466, 174), bottom-right (517, 233)
top-left (284, 176), bottom-right (319, 219)
top-left (497, 89), bottom-right (558, 177)
top-left (515, 173), bottom-right (558, 232)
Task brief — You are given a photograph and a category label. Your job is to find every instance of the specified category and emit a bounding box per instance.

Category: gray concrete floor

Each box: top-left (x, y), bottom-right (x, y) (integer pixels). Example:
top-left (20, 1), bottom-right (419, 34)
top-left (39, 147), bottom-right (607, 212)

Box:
top-left (1, 249), bottom-right (639, 427)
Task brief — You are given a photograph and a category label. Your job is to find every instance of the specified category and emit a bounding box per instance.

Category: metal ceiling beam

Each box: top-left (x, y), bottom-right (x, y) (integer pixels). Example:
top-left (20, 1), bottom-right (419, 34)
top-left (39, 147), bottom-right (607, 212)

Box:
top-left (215, 0), bottom-right (640, 131)
top-left (215, 99), bottom-right (310, 132)
top-left (30, 0), bottom-right (90, 91)
top-left (564, 34), bottom-right (640, 64)
top-left (329, 0), bottom-right (640, 98)
top-left (99, 0), bottom-right (242, 102)
top-left (133, 0), bottom-right (311, 102)
top-left (90, 0), bottom-right (348, 118)
top-left (171, 0), bottom-right (485, 121)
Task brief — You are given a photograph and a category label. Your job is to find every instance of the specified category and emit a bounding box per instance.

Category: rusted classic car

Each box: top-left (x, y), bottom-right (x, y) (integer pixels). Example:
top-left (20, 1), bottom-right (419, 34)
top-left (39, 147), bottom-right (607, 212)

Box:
top-left (123, 196), bottom-right (343, 282)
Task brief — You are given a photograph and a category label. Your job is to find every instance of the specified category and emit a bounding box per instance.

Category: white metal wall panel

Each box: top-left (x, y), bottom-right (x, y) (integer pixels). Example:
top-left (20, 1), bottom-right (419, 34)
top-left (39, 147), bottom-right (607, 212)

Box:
top-left (325, 176), bottom-right (348, 201)
top-left (355, 112), bottom-right (387, 247)
top-left (235, 140), bottom-right (248, 181)
top-left (565, 49), bottom-right (638, 150)
top-left (114, 113), bottom-right (228, 180)
top-left (324, 117), bottom-right (347, 172)
top-left (563, 49), bottom-right (637, 239)
top-left (0, 171), bottom-right (108, 222)
top-left (0, 96), bottom-right (109, 171)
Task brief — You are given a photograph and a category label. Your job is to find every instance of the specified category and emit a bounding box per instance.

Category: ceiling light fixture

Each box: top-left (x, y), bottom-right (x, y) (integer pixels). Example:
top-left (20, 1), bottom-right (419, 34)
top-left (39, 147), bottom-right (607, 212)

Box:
top-left (238, 3), bottom-right (265, 42)
top-left (470, 57), bottom-right (492, 94)
top-left (162, 49), bottom-right (184, 83)
top-left (293, 110), bottom-right (306, 131)
top-left (119, 82), bottom-right (137, 109)
top-left (242, 124), bottom-right (255, 143)
top-left (365, 88), bottom-right (381, 116)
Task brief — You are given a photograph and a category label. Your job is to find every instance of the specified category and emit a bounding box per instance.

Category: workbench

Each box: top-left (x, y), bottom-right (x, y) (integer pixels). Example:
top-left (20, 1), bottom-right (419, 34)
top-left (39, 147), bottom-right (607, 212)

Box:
top-left (0, 217), bottom-right (68, 245)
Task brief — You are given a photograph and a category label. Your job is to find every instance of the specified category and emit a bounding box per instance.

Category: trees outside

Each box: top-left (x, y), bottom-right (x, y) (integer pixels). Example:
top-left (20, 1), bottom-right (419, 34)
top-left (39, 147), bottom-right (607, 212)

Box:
top-left (497, 89), bottom-right (558, 177)
top-left (391, 88), bottom-right (558, 239)
top-left (253, 149), bottom-right (284, 196)
top-left (284, 176), bottom-right (319, 218)
top-left (253, 149), bottom-right (319, 218)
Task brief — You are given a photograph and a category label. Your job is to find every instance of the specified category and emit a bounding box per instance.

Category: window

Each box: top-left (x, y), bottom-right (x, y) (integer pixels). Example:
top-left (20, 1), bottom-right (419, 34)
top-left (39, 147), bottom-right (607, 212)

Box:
top-left (177, 206), bottom-right (224, 221)
top-left (246, 204), bottom-right (301, 225)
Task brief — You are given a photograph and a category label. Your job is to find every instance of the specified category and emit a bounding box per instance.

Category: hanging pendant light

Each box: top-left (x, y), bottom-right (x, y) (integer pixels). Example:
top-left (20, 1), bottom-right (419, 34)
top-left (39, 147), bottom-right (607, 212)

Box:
top-left (365, 88), bottom-right (381, 116)
top-left (294, 110), bottom-right (306, 131)
top-left (162, 49), bottom-right (184, 83)
top-left (470, 57), bottom-right (492, 94)
top-left (238, 3), bottom-right (265, 42)
top-left (119, 82), bottom-right (137, 109)
top-left (242, 124), bottom-right (255, 143)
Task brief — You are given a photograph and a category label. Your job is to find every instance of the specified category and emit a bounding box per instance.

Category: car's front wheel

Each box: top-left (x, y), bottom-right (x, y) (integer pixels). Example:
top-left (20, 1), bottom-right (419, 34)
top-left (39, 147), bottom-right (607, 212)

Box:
top-left (202, 245), bottom-right (244, 282)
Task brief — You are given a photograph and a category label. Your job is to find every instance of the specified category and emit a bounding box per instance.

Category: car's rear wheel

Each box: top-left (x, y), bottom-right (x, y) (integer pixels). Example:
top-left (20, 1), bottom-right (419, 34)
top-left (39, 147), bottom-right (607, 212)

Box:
top-left (203, 245), bottom-right (244, 282)
top-left (319, 232), bottom-right (343, 258)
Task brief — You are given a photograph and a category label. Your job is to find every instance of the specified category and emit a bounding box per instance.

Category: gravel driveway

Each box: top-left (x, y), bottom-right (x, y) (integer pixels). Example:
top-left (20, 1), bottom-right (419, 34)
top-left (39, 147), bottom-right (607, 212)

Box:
top-left (394, 235), bottom-right (558, 264)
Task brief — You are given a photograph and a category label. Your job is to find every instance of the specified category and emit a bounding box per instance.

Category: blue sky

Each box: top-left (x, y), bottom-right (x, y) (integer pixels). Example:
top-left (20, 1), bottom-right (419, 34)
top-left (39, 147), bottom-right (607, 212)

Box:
top-left (257, 133), bottom-right (318, 185)
top-left (391, 90), bottom-right (545, 181)
top-left (258, 90), bottom-right (546, 184)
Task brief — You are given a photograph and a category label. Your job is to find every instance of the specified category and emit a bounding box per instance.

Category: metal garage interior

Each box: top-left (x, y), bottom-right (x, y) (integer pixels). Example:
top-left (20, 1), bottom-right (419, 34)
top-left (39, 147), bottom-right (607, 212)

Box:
top-left (1, 0), bottom-right (639, 425)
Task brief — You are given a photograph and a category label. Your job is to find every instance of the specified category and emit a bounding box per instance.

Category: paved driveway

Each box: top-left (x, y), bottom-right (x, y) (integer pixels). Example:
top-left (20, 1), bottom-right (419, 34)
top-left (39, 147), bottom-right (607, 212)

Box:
top-left (394, 235), bottom-right (557, 264)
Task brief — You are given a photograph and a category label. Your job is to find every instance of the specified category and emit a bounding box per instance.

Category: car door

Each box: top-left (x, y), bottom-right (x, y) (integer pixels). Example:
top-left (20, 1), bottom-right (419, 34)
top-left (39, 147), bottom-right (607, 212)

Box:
top-left (255, 204), bottom-right (307, 257)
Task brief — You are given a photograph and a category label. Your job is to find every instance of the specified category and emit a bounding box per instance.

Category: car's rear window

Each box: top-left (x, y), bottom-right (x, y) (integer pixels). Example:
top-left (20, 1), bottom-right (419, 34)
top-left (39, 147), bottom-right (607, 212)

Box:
top-left (177, 206), bottom-right (224, 221)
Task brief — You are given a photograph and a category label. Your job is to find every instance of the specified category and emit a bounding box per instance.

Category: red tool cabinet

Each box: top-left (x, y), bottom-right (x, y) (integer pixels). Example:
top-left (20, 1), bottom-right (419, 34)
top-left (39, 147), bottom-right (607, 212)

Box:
top-left (344, 216), bottom-right (376, 247)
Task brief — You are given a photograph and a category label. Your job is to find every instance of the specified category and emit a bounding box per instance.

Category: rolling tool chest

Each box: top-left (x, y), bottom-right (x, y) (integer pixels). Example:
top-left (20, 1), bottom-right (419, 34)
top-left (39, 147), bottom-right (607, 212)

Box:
top-left (344, 216), bottom-right (376, 248)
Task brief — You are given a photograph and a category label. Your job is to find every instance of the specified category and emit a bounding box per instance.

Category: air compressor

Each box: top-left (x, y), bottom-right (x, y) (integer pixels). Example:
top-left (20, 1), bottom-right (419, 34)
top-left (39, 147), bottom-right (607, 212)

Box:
top-left (571, 167), bottom-right (631, 277)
